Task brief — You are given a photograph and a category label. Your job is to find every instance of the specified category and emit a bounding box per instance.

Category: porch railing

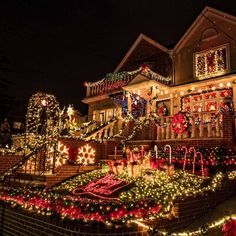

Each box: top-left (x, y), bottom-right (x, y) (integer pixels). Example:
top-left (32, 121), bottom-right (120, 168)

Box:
top-left (85, 68), bottom-right (171, 97)
top-left (156, 111), bottom-right (223, 140)
top-left (86, 76), bottom-right (133, 97)
top-left (72, 121), bottom-right (98, 137)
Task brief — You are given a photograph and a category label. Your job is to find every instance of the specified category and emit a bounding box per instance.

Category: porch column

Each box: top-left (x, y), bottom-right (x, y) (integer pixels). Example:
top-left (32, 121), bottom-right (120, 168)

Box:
top-left (232, 85), bottom-right (236, 107)
top-left (170, 98), bottom-right (174, 116)
top-left (86, 83), bottom-right (91, 97)
top-left (127, 93), bottom-right (132, 114)
top-left (232, 84), bottom-right (236, 137)
top-left (146, 101), bottom-right (151, 116)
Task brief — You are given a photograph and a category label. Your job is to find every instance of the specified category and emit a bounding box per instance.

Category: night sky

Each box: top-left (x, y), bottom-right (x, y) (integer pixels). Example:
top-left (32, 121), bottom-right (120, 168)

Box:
top-left (1, 0), bottom-right (236, 121)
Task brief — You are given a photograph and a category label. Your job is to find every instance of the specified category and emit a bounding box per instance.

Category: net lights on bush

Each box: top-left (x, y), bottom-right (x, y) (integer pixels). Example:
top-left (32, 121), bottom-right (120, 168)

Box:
top-left (0, 169), bottom-right (236, 225)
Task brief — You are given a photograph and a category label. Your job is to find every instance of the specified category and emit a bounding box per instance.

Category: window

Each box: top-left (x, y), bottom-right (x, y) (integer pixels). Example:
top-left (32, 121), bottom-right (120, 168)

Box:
top-left (156, 99), bottom-right (170, 116)
top-left (181, 88), bottom-right (232, 113)
top-left (194, 44), bottom-right (229, 80)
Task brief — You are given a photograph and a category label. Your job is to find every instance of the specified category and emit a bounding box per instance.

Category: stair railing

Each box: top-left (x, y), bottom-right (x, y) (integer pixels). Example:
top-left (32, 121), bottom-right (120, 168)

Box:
top-left (0, 141), bottom-right (58, 189)
top-left (81, 119), bottom-right (117, 142)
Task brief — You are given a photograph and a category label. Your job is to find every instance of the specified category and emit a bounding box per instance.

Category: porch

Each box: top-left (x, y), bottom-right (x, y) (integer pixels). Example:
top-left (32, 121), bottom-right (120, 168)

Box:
top-left (125, 110), bottom-right (235, 148)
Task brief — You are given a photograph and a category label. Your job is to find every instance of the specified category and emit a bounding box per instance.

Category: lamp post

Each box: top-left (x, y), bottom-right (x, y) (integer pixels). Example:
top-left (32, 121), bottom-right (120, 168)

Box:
top-left (52, 109), bottom-right (60, 174)
top-left (41, 98), bottom-right (48, 172)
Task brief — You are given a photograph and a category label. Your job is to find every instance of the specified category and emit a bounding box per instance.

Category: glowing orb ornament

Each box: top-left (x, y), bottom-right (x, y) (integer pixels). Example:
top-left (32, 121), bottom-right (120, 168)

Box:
top-left (77, 144), bottom-right (95, 165)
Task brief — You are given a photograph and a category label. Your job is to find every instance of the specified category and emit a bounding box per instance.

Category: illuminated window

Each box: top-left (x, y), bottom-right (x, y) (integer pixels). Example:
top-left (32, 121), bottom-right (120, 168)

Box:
top-left (194, 44), bottom-right (229, 80)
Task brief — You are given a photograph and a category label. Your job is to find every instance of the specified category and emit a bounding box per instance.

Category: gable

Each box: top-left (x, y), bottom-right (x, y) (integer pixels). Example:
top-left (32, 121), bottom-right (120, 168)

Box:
top-left (173, 6), bottom-right (236, 85)
top-left (127, 73), bottom-right (150, 85)
top-left (123, 73), bottom-right (170, 91)
top-left (174, 6), bottom-right (236, 54)
top-left (114, 34), bottom-right (172, 78)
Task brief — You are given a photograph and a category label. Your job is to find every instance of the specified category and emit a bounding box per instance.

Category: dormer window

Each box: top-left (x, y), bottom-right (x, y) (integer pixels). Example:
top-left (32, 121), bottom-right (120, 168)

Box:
top-left (194, 44), bottom-right (229, 80)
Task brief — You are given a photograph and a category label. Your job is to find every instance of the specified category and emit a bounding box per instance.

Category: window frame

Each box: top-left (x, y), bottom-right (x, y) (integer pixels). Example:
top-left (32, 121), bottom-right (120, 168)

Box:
top-left (193, 43), bottom-right (230, 80)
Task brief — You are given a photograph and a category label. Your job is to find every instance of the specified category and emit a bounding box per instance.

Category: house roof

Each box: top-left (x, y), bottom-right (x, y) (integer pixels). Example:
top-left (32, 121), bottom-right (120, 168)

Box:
top-left (114, 33), bottom-right (171, 74)
top-left (85, 6), bottom-right (236, 97)
top-left (174, 6), bottom-right (236, 53)
top-left (114, 6), bottom-right (236, 71)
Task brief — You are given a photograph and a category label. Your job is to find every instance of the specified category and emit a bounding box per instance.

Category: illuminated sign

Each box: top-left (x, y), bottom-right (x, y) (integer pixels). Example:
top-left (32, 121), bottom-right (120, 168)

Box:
top-left (73, 174), bottom-right (129, 200)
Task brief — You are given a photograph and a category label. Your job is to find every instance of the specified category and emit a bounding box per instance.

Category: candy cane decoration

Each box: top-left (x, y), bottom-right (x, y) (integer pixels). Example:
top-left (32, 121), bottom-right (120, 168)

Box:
top-left (182, 146), bottom-right (188, 171)
top-left (164, 145), bottom-right (172, 164)
top-left (195, 151), bottom-right (204, 177)
top-left (189, 147), bottom-right (196, 174)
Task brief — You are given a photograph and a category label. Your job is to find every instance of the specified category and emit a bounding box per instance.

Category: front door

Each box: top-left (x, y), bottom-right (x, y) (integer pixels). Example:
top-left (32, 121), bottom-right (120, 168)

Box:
top-left (99, 112), bottom-right (105, 123)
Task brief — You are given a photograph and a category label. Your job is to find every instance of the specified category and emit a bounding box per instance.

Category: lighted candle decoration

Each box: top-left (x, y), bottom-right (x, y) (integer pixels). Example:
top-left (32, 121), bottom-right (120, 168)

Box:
top-left (141, 145), bottom-right (144, 164)
top-left (114, 146), bottom-right (117, 159)
top-left (127, 150), bottom-right (140, 177)
top-left (154, 145), bottom-right (158, 160)
top-left (143, 151), bottom-right (151, 169)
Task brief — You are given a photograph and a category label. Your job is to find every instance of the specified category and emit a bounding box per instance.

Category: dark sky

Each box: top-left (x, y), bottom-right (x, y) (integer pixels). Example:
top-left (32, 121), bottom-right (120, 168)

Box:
top-left (1, 0), bottom-right (236, 120)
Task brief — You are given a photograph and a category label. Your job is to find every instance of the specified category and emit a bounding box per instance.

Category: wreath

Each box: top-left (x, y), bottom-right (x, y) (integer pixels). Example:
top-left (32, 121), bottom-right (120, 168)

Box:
top-left (172, 111), bottom-right (189, 134)
top-left (157, 106), bottom-right (168, 116)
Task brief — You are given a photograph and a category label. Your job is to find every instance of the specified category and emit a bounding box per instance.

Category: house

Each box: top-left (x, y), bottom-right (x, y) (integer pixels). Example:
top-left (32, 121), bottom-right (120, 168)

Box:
top-left (82, 6), bottom-right (236, 146)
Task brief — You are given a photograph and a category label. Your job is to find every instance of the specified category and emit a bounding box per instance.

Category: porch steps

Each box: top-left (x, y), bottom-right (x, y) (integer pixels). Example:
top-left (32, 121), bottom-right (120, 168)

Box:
top-left (3, 172), bottom-right (47, 188)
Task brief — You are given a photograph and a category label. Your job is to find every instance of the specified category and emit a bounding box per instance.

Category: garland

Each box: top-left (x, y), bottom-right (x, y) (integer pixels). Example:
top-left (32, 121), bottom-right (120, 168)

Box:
top-left (87, 65), bottom-right (171, 96)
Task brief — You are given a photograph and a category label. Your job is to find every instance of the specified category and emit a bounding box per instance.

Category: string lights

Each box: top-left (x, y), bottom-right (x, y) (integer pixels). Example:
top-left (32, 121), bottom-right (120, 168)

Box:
top-left (26, 92), bottom-right (60, 136)
top-left (86, 65), bottom-right (171, 97)
top-left (138, 214), bottom-right (236, 236)
top-left (195, 45), bottom-right (228, 80)
top-left (1, 167), bottom-right (235, 225)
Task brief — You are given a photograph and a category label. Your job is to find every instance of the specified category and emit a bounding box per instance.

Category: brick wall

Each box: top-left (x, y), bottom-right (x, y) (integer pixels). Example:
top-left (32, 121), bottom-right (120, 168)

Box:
top-left (0, 155), bottom-right (22, 174)
top-left (59, 138), bottom-right (120, 161)
top-left (152, 179), bottom-right (236, 232)
top-left (0, 204), bottom-right (147, 236)
top-left (222, 112), bottom-right (235, 140)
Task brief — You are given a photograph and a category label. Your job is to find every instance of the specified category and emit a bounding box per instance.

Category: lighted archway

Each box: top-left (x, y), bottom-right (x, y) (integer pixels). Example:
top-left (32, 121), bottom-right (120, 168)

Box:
top-left (26, 92), bottom-right (60, 135)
